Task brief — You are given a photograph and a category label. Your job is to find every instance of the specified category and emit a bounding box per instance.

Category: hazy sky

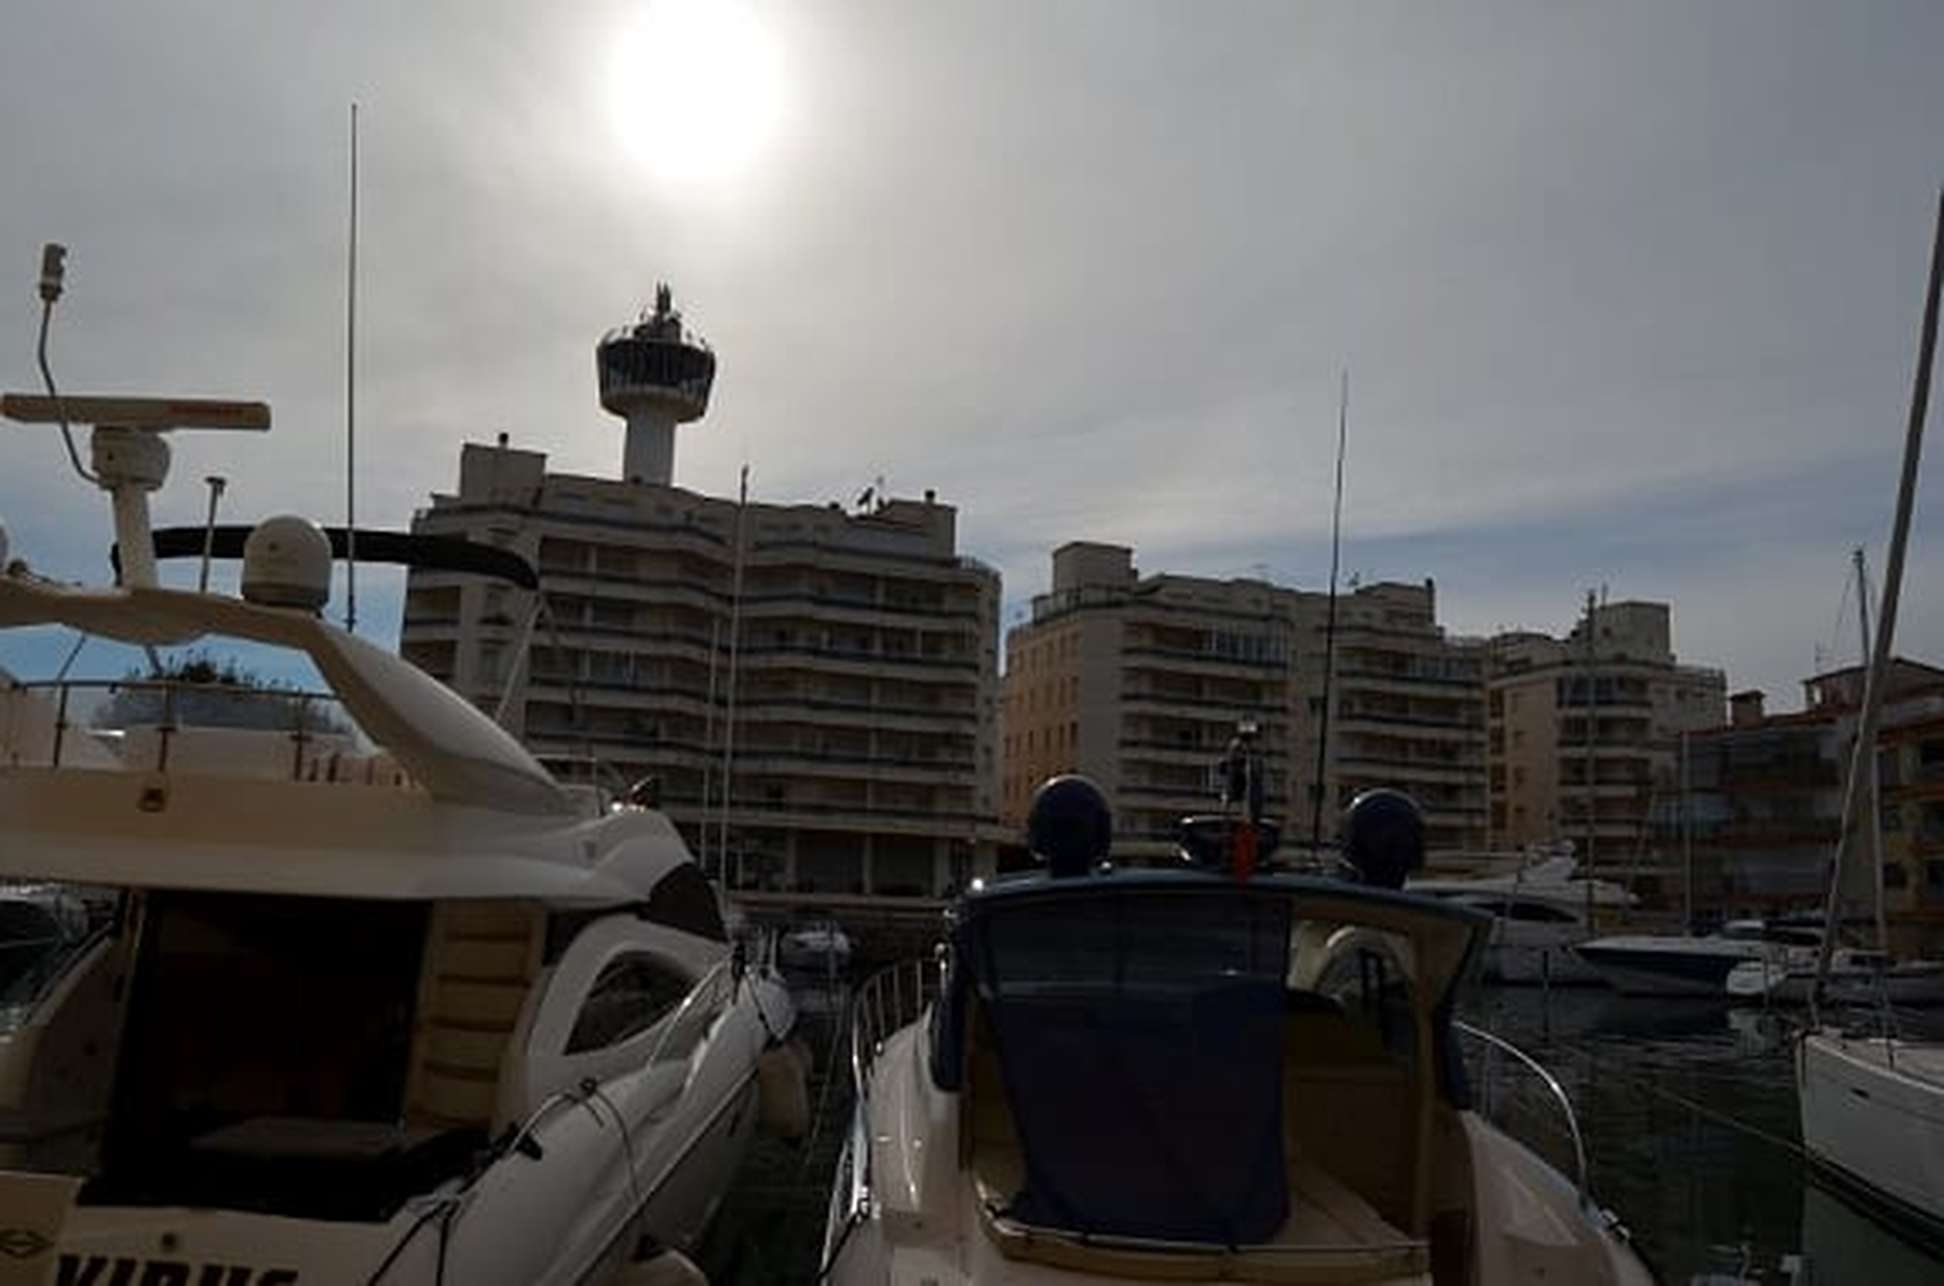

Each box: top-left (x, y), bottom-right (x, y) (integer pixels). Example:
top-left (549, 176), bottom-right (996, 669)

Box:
top-left (2, 1), bottom-right (1941, 704)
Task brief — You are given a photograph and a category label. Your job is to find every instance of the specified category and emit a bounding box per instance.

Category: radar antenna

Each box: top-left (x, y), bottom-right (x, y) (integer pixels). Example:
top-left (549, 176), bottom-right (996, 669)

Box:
top-left (4, 243), bottom-right (271, 589)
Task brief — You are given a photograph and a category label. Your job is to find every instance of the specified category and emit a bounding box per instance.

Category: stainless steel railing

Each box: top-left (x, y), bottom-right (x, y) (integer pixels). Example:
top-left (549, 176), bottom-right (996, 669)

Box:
top-left (1455, 1019), bottom-right (1592, 1208)
top-left (840, 957), bottom-right (941, 1220)
top-left (4, 677), bottom-right (366, 774)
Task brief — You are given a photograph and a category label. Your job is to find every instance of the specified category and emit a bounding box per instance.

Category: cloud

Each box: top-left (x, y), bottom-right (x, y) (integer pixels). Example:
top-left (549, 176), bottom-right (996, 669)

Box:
top-left (2, 0), bottom-right (1942, 715)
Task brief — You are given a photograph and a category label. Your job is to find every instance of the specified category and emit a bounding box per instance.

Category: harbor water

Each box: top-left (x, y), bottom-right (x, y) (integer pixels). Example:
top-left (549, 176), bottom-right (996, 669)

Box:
top-left (703, 973), bottom-right (1944, 1284)
top-left (1463, 986), bottom-right (1944, 1283)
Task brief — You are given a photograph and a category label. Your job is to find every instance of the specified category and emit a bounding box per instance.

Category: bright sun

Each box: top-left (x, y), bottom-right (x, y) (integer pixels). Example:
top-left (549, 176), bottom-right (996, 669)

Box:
top-left (609, 0), bottom-right (786, 185)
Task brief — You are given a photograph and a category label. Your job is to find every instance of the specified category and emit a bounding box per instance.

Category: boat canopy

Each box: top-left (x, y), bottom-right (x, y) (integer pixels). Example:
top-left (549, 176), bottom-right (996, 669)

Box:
top-left (926, 870), bottom-right (1487, 1246)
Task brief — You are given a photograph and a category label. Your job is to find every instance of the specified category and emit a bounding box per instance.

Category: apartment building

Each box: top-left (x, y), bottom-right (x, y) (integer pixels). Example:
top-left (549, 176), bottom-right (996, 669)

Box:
top-left (1668, 662), bottom-right (1944, 944)
top-left (400, 302), bottom-right (1001, 899)
top-left (1290, 582), bottom-right (1489, 852)
top-left (1000, 544), bottom-right (1298, 860)
top-left (999, 545), bottom-right (1486, 860)
top-left (1488, 601), bottom-right (1726, 893)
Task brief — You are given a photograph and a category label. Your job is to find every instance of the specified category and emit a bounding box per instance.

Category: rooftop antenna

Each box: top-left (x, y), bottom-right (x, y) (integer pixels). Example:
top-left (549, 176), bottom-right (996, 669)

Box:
top-left (1309, 368), bottom-right (1349, 854)
top-left (344, 102), bottom-right (360, 633)
top-left (197, 475), bottom-right (227, 592)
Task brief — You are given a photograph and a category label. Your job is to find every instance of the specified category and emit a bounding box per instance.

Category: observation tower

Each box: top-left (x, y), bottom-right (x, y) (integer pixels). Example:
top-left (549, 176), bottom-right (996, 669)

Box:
top-left (596, 283), bottom-right (716, 486)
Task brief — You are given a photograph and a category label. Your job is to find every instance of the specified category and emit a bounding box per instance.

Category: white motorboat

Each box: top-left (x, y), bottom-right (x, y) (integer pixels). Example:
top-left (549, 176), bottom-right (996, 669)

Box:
top-left (1572, 920), bottom-right (1820, 998)
top-left (1410, 853), bottom-right (1632, 985)
top-left (778, 915), bottom-right (853, 977)
top-left (819, 782), bottom-right (1656, 1285)
top-left (0, 249), bottom-right (803, 1285)
top-left (1726, 950), bottom-right (1944, 1007)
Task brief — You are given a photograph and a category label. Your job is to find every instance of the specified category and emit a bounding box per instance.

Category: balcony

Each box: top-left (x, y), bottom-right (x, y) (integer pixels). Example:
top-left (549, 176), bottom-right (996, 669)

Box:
top-left (1335, 666), bottom-right (1480, 691)
top-left (1122, 690), bottom-right (1277, 718)
top-left (1122, 645), bottom-right (1288, 673)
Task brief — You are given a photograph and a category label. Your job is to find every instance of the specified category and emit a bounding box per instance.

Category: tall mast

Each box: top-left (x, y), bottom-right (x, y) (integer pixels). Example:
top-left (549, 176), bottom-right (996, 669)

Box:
top-left (1582, 588), bottom-right (1598, 931)
top-left (1310, 369), bottom-right (1348, 855)
top-left (699, 614), bottom-right (722, 877)
top-left (1813, 186), bottom-right (1944, 1003)
top-left (1681, 726), bottom-right (1693, 932)
top-left (344, 102), bottom-right (360, 634)
top-left (1855, 547), bottom-right (1887, 954)
top-left (716, 465), bottom-right (749, 886)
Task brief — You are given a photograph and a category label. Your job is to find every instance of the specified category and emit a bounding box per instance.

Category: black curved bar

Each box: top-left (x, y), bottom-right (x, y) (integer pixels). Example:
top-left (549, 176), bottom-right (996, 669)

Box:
top-left (137, 526), bottom-right (540, 590)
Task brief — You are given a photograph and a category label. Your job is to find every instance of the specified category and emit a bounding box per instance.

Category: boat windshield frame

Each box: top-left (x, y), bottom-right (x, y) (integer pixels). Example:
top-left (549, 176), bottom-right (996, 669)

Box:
top-left (927, 869), bottom-right (1488, 1097)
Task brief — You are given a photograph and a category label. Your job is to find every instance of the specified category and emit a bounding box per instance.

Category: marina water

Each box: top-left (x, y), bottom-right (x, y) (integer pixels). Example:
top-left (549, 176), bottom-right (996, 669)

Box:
top-left (1461, 987), bottom-right (1944, 1283)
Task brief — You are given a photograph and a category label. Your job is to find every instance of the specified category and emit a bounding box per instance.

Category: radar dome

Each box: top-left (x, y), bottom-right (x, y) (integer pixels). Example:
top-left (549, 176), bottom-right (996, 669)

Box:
top-left (1341, 788), bottom-right (1425, 889)
top-left (242, 515), bottom-right (332, 612)
top-left (1026, 774), bottom-right (1112, 878)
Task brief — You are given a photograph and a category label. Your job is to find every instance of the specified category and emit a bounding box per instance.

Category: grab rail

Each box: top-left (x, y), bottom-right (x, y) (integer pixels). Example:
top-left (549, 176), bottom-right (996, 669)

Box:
top-left (843, 957), bottom-right (941, 1219)
top-left (1454, 1020), bottom-right (1591, 1209)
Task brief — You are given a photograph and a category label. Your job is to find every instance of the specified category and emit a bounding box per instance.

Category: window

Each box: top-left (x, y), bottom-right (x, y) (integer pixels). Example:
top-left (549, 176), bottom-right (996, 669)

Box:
top-left (1503, 900), bottom-right (1575, 923)
top-left (565, 954), bottom-right (693, 1053)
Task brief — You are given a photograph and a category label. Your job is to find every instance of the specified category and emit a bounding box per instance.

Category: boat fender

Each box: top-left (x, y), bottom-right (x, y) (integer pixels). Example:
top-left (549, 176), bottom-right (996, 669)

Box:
top-left (610, 1248), bottom-right (708, 1286)
top-left (757, 1042), bottom-right (810, 1139)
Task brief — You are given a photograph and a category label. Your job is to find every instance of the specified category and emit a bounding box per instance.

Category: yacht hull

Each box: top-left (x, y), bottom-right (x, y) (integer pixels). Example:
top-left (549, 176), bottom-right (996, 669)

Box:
top-left (0, 967), bottom-right (790, 1286)
top-left (1572, 941), bottom-right (1765, 998)
top-left (1487, 941), bottom-right (1605, 986)
top-left (1797, 1032), bottom-right (1944, 1233)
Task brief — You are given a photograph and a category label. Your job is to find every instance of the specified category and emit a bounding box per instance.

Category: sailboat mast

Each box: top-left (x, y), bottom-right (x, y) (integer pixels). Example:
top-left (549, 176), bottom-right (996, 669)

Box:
top-left (344, 102), bottom-right (359, 634)
top-left (716, 464), bottom-right (749, 887)
top-left (1855, 547), bottom-right (1887, 954)
top-left (1681, 727), bottom-right (1692, 932)
top-left (1310, 369), bottom-right (1348, 856)
top-left (699, 614), bottom-right (722, 877)
top-left (1813, 186), bottom-right (1944, 1000)
top-left (1582, 588), bottom-right (1598, 931)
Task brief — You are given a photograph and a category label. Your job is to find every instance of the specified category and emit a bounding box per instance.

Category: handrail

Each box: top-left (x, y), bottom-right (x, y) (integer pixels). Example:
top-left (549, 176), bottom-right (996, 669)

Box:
top-left (1454, 1020), bottom-right (1591, 1209)
top-left (844, 957), bottom-right (941, 1220)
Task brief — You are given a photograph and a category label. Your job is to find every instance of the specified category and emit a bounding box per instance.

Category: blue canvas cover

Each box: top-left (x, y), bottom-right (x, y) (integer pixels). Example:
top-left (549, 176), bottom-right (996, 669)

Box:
top-left (969, 887), bottom-right (1292, 1245)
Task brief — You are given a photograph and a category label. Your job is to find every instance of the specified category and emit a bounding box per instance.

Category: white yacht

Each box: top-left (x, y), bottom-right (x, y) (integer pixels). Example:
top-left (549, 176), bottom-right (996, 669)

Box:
top-left (0, 249), bottom-right (802, 1284)
top-left (1410, 853), bottom-right (1633, 985)
top-left (819, 782), bottom-right (1656, 1285)
top-left (777, 914), bottom-right (853, 977)
top-left (1797, 1033), bottom-right (1944, 1230)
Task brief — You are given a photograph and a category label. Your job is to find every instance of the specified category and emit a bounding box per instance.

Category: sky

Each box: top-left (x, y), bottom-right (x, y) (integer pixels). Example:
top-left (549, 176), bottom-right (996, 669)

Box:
top-left (1, 0), bottom-right (1942, 705)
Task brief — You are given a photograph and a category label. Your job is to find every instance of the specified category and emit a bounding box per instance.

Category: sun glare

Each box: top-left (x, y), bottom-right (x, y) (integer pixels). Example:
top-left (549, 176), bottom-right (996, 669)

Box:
top-left (608, 0), bottom-right (785, 185)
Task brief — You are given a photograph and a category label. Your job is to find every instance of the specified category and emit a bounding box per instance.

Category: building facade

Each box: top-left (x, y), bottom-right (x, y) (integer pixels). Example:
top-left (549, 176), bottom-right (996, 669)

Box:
top-left (1290, 582), bottom-right (1489, 852)
top-left (999, 546), bottom-right (1487, 860)
top-left (1664, 661), bottom-right (1944, 946)
top-left (1487, 601), bottom-right (1726, 900)
top-left (1000, 543), bottom-right (1299, 861)
top-left (400, 302), bottom-right (1001, 900)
